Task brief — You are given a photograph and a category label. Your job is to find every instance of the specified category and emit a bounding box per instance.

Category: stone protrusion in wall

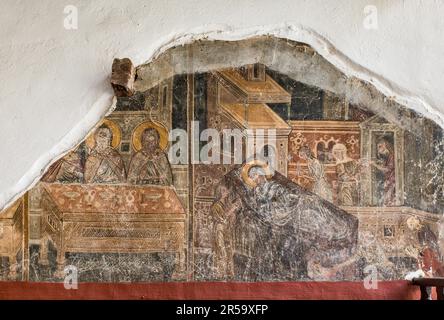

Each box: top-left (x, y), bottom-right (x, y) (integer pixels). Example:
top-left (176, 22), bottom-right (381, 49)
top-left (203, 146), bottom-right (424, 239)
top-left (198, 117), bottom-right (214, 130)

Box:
top-left (111, 58), bottom-right (136, 97)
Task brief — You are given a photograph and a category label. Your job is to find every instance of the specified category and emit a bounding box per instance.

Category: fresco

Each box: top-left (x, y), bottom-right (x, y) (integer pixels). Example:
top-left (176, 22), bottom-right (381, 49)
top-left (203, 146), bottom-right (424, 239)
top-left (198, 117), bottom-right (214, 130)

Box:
top-left (1, 37), bottom-right (443, 282)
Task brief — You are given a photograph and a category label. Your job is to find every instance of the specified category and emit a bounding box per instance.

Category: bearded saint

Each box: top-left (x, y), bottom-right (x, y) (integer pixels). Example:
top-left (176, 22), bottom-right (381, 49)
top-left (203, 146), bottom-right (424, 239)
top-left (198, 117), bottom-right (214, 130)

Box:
top-left (84, 125), bottom-right (126, 184)
top-left (127, 128), bottom-right (173, 186)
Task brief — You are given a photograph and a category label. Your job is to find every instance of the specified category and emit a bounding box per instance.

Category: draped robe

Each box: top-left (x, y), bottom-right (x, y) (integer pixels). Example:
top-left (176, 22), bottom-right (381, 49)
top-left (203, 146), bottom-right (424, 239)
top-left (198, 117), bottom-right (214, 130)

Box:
top-left (42, 151), bottom-right (84, 183)
top-left (212, 167), bottom-right (359, 281)
top-left (376, 152), bottom-right (396, 205)
top-left (84, 147), bottom-right (126, 184)
top-left (127, 149), bottom-right (173, 186)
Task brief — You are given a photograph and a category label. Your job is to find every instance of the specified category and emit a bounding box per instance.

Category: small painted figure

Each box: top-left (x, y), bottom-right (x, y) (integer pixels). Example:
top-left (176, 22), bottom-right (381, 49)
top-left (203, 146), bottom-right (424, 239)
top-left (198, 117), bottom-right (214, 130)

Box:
top-left (332, 143), bottom-right (360, 206)
top-left (41, 148), bottom-right (84, 183)
top-left (84, 125), bottom-right (126, 183)
top-left (371, 138), bottom-right (396, 206)
top-left (298, 145), bottom-right (333, 202)
top-left (211, 183), bottom-right (240, 279)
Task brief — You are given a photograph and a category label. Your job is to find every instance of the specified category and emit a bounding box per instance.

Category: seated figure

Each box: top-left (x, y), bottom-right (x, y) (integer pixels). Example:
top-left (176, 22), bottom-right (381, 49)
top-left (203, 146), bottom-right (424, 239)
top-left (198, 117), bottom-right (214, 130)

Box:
top-left (84, 125), bottom-right (126, 184)
top-left (41, 147), bottom-right (84, 183)
top-left (128, 128), bottom-right (173, 186)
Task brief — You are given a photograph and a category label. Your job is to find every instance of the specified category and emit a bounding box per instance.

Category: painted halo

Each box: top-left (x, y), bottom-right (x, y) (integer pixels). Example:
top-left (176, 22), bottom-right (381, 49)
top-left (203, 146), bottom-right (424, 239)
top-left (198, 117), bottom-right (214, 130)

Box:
top-left (86, 119), bottom-right (122, 149)
top-left (241, 159), bottom-right (274, 188)
top-left (132, 120), bottom-right (169, 152)
top-left (406, 216), bottom-right (422, 231)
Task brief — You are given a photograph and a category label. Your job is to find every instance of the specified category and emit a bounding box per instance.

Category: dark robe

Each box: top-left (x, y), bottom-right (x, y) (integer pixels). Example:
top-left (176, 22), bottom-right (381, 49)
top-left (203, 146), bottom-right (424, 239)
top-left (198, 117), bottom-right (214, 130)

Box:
top-left (212, 167), bottom-right (359, 281)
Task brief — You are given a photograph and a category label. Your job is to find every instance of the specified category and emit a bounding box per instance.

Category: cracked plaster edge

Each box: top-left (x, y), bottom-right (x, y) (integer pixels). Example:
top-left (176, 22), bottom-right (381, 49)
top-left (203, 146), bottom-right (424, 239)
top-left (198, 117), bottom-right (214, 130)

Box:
top-left (1, 22), bottom-right (443, 212)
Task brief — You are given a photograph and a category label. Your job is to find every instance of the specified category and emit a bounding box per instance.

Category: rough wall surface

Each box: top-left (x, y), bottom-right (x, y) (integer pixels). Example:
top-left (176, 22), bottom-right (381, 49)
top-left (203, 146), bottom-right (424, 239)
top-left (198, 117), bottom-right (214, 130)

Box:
top-left (1, 37), bottom-right (443, 283)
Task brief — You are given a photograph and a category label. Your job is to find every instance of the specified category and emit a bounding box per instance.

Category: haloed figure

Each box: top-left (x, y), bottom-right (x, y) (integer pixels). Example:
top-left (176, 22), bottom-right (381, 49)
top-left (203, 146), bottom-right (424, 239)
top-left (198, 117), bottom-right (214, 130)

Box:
top-left (84, 125), bottom-right (126, 183)
top-left (128, 128), bottom-right (173, 185)
top-left (298, 146), bottom-right (333, 202)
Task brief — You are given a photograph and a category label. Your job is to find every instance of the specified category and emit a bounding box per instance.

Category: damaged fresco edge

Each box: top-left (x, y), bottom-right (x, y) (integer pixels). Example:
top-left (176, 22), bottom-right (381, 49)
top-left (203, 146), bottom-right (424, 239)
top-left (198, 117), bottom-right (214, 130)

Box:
top-left (1, 22), bottom-right (443, 212)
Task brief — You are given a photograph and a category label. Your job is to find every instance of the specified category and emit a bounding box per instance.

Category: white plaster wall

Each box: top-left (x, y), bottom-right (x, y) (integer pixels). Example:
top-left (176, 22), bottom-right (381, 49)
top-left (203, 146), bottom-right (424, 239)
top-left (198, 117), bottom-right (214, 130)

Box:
top-left (1, 0), bottom-right (444, 210)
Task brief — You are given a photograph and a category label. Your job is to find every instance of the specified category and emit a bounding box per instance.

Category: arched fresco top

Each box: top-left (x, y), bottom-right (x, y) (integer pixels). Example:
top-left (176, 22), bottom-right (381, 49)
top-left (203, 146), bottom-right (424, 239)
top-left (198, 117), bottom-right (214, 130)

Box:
top-left (1, 36), bottom-right (443, 283)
